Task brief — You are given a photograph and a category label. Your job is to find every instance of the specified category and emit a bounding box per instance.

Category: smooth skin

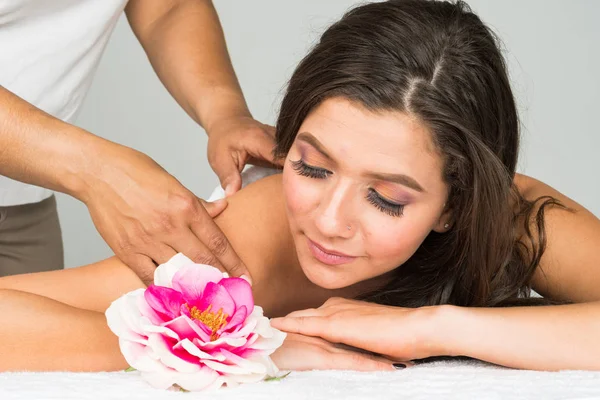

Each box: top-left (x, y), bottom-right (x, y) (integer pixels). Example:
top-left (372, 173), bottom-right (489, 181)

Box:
top-left (0, 0), bottom-right (282, 284)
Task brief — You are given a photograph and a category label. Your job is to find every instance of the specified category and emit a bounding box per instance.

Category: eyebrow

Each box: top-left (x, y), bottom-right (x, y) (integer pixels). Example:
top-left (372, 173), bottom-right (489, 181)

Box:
top-left (296, 131), bottom-right (426, 193)
top-left (297, 132), bottom-right (333, 161)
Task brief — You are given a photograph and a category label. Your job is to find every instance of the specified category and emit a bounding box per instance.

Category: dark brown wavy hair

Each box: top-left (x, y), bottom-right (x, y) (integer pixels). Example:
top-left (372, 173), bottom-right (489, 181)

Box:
top-left (274, 0), bottom-right (563, 308)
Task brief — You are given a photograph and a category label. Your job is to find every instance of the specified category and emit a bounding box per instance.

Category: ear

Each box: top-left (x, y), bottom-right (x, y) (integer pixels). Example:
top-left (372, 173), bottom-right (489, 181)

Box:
top-left (432, 206), bottom-right (453, 233)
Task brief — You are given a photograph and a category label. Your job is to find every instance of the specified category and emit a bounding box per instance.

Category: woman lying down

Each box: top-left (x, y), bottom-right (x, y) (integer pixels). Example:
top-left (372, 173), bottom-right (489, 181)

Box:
top-left (1, 0), bottom-right (599, 382)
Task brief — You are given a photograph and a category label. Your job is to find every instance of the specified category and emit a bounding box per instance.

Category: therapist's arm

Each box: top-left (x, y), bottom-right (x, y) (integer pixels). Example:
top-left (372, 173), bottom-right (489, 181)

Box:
top-left (125, 0), bottom-right (282, 195)
top-left (0, 86), bottom-right (249, 284)
top-left (0, 86), bottom-right (92, 198)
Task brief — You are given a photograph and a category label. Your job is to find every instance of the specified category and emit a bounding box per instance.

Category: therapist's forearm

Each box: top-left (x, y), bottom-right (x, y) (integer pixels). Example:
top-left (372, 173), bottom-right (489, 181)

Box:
top-left (126, 0), bottom-right (250, 135)
top-left (0, 86), bottom-right (113, 201)
top-left (441, 301), bottom-right (600, 370)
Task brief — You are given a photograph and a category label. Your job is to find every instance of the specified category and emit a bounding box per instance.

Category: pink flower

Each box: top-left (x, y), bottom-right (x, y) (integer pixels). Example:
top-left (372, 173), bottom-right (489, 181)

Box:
top-left (106, 253), bottom-right (286, 391)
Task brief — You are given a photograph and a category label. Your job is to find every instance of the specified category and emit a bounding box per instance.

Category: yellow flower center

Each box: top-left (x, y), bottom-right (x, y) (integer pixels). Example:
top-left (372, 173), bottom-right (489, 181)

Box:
top-left (186, 304), bottom-right (228, 341)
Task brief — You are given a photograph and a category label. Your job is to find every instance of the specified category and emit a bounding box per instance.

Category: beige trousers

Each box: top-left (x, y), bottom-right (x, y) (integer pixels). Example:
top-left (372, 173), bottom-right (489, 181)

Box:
top-left (0, 195), bottom-right (64, 276)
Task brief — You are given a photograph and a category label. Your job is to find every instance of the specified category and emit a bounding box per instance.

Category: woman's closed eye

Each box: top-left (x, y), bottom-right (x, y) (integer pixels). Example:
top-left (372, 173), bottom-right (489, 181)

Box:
top-left (291, 159), bottom-right (405, 217)
top-left (291, 159), bottom-right (331, 179)
top-left (367, 189), bottom-right (404, 217)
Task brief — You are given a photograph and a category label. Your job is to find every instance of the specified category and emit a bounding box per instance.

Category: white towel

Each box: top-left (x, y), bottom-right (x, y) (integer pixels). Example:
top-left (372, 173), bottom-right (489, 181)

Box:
top-left (2, 360), bottom-right (600, 399)
top-left (207, 166), bottom-right (281, 202)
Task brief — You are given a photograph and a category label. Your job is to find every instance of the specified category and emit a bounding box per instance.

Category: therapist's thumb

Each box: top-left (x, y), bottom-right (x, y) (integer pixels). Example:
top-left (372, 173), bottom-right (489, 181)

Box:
top-left (199, 198), bottom-right (228, 218)
top-left (222, 174), bottom-right (243, 197)
top-left (214, 160), bottom-right (243, 197)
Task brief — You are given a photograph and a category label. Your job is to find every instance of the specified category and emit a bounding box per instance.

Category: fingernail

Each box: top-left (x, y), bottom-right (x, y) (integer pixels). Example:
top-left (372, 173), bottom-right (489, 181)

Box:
top-left (240, 274), bottom-right (253, 286)
top-left (393, 363), bottom-right (406, 370)
top-left (224, 184), bottom-right (234, 196)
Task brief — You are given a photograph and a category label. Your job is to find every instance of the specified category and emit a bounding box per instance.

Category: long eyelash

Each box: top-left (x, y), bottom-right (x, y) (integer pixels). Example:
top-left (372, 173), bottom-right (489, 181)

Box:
top-left (290, 159), bottom-right (331, 179)
top-left (366, 189), bottom-right (404, 217)
top-left (291, 160), bottom-right (403, 217)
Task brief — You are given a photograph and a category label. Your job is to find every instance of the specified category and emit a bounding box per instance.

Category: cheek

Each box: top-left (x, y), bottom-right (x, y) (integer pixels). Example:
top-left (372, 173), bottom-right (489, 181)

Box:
top-left (282, 168), bottom-right (319, 221)
top-left (362, 217), bottom-right (431, 272)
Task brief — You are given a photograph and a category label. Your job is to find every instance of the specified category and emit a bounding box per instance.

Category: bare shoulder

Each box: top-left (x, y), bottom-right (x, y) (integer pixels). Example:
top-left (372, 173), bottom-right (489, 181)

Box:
top-left (514, 173), bottom-right (600, 302)
top-left (213, 174), bottom-right (294, 286)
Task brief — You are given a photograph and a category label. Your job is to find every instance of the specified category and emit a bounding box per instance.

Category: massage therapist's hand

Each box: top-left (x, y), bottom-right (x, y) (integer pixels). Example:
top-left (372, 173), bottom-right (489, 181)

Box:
top-left (78, 143), bottom-right (250, 286)
top-left (271, 333), bottom-right (405, 371)
top-left (271, 297), bottom-right (454, 362)
top-left (206, 115), bottom-right (282, 196)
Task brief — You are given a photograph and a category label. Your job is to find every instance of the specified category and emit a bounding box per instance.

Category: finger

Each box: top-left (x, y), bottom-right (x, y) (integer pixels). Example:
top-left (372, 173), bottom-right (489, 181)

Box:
top-left (189, 208), bottom-right (251, 282)
top-left (269, 316), bottom-right (329, 338)
top-left (122, 253), bottom-right (158, 286)
top-left (329, 352), bottom-right (397, 372)
top-left (281, 308), bottom-right (322, 319)
top-left (146, 244), bottom-right (178, 266)
top-left (246, 130), bottom-right (280, 166)
top-left (213, 155), bottom-right (243, 197)
top-left (199, 198), bottom-right (228, 218)
top-left (166, 229), bottom-right (227, 272)
top-left (223, 172), bottom-right (242, 197)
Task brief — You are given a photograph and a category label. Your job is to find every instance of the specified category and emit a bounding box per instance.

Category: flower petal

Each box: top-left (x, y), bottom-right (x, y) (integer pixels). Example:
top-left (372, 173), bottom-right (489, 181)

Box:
top-left (202, 359), bottom-right (261, 375)
top-left (220, 277), bottom-right (254, 311)
top-left (153, 253), bottom-right (195, 288)
top-left (140, 321), bottom-right (180, 341)
top-left (172, 264), bottom-right (224, 302)
top-left (144, 285), bottom-right (183, 320)
top-left (195, 282), bottom-right (236, 317)
top-left (173, 367), bottom-right (225, 391)
top-left (176, 338), bottom-right (226, 361)
top-left (106, 289), bottom-right (148, 343)
top-left (222, 305), bottom-right (247, 334)
top-left (218, 348), bottom-right (270, 374)
top-left (194, 335), bottom-right (247, 350)
top-left (119, 339), bottom-right (165, 372)
top-left (249, 328), bottom-right (287, 353)
top-left (229, 315), bottom-right (259, 338)
top-left (147, 333), bottom-right (201, 373)
top-left (163, 315), bottom-right (212, 343)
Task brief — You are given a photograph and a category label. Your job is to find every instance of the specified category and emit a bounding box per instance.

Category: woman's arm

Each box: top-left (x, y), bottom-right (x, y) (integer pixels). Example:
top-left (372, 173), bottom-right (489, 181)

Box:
top-left (440, 174), bottom-right (600, 370)
top-left (0, 257), bottom-right (144, 313)
top-left (442, 301), bottom-right (600, 370)
top-left (515, 173), bottom-right (600, 302)
top-left (0, 288), bottom-right (128, 371)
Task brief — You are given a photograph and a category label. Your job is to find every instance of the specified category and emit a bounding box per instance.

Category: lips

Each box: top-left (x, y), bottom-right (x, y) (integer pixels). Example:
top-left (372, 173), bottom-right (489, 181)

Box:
top-left (307, 238), bottom-right (357, 266)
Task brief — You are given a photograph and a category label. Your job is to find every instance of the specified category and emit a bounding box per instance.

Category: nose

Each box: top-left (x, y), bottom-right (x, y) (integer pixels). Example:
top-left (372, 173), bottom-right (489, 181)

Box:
top-left (313, 181), bottom-right (355, 239)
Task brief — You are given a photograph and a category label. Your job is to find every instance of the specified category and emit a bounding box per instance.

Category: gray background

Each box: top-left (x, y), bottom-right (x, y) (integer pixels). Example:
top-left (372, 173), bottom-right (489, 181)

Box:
top-left (58, 0), bottom-right (600, 268)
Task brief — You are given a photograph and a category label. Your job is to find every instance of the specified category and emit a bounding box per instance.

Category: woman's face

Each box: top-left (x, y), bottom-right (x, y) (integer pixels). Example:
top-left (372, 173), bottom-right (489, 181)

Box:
top-left (282, 97), bottom-right (450, 289)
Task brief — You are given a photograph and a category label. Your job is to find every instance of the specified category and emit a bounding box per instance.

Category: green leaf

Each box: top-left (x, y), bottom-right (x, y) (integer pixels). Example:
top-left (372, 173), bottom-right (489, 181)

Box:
top-left (264, 371), bottom-right (291, 382)
top-left (124, 366), bottom-right (136, 372)
top-left (171, 384), bottom-right (190, 392)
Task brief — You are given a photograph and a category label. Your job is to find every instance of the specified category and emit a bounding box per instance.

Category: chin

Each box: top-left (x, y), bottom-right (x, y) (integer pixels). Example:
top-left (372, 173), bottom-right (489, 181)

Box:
top-left (299, 258), bottom-right (356, 290)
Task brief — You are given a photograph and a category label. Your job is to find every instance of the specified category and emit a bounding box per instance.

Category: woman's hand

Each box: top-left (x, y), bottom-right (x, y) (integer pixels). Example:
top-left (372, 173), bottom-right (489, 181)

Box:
top-left (271, 297), bottom-right (452, 362)
top-left (271, 333), bottom-right (407, 371)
